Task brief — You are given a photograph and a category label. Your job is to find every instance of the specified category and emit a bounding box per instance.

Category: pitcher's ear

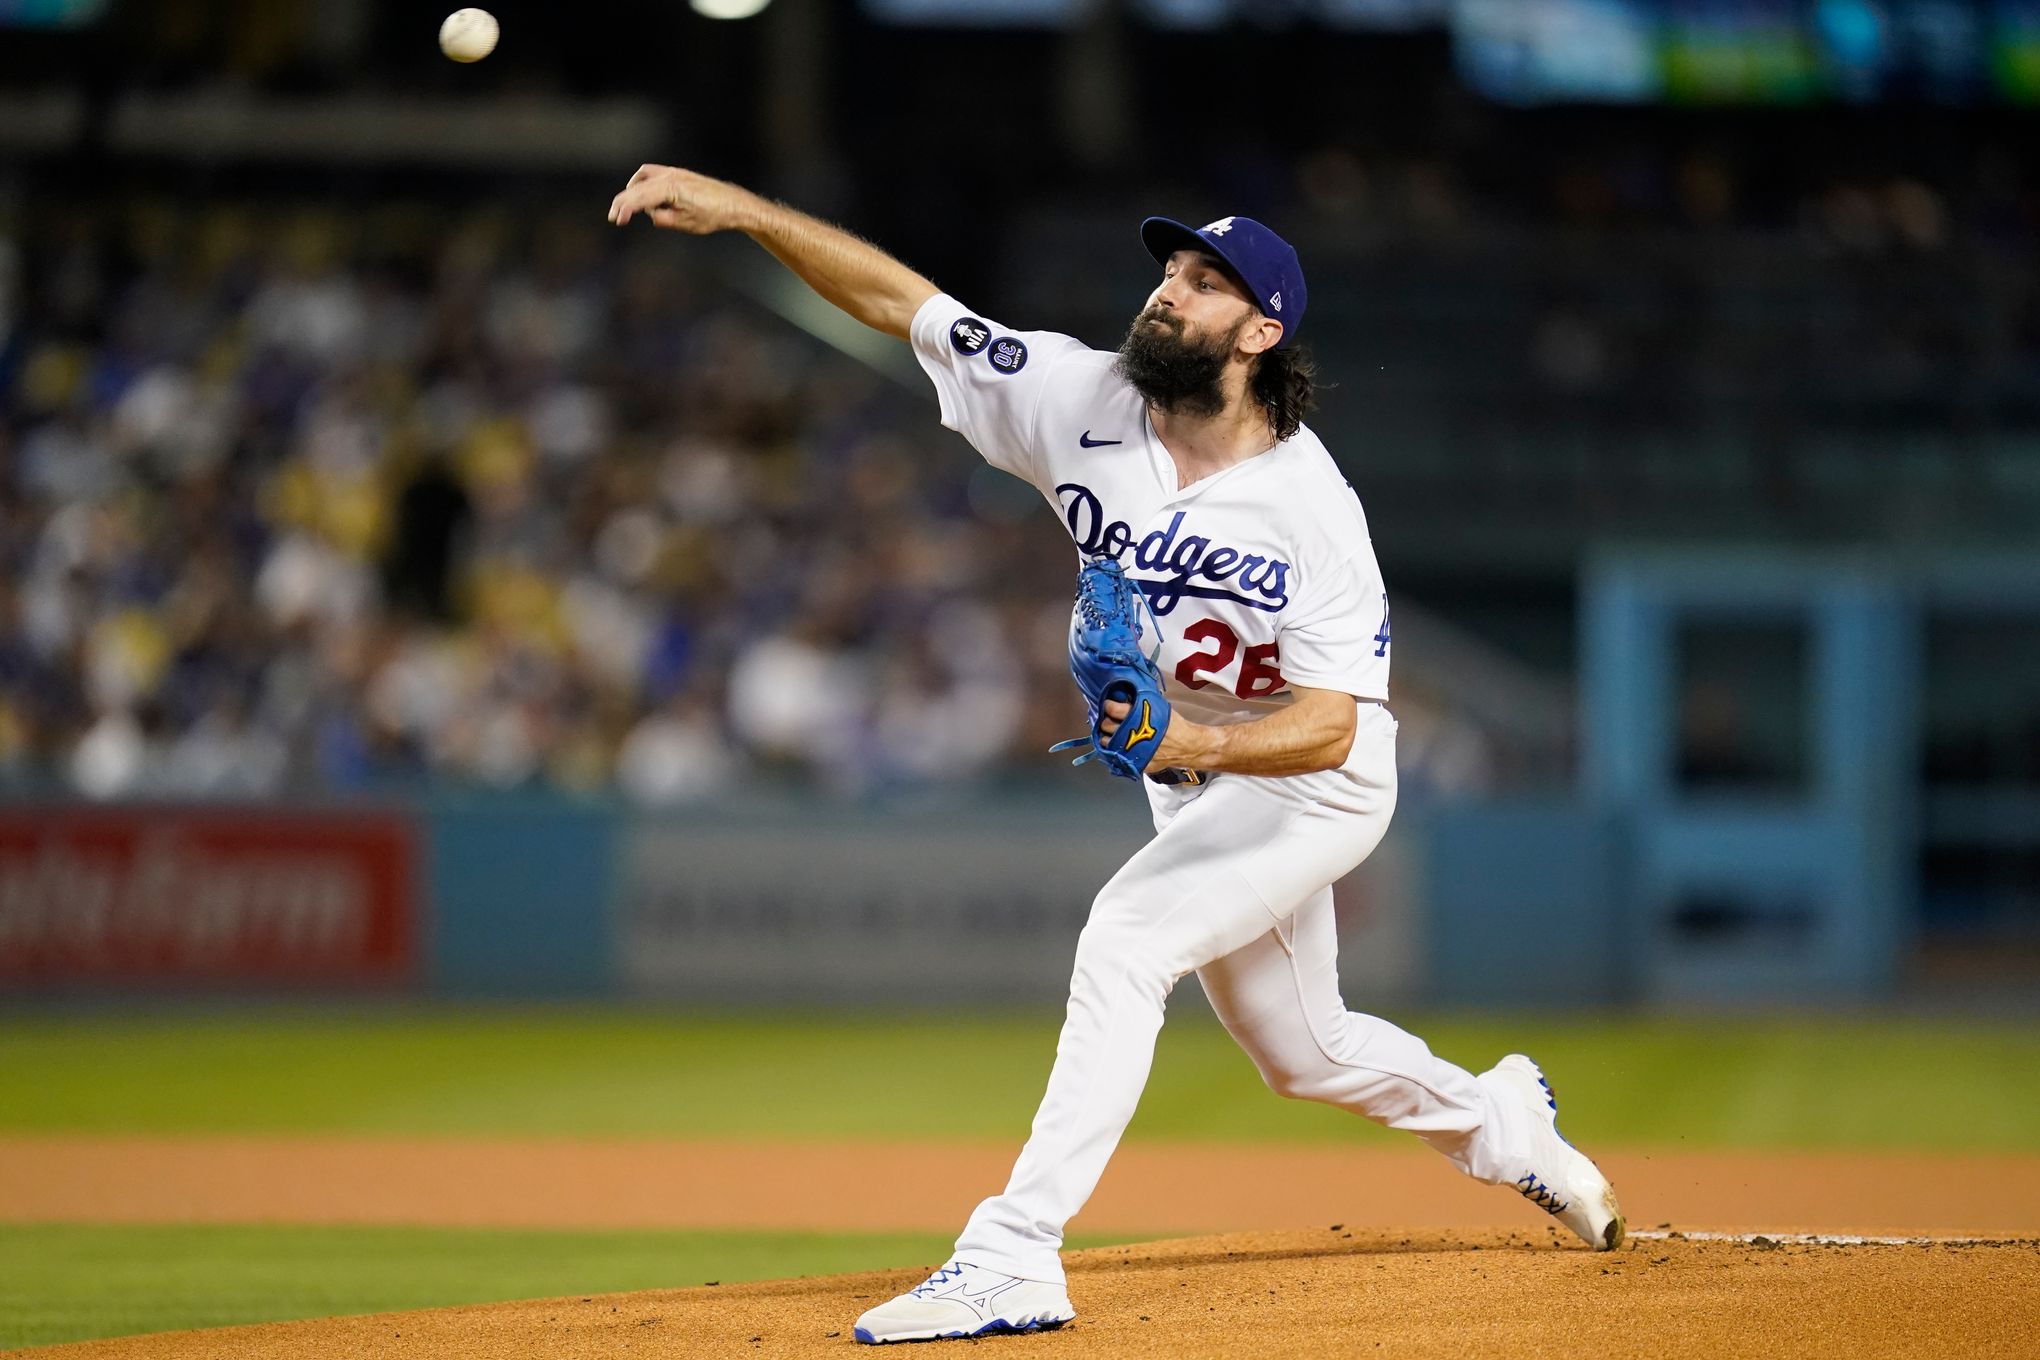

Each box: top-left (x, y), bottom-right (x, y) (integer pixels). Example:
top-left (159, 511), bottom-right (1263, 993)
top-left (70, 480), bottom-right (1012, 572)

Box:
top-left (1239, 313), bottom-right (1284, 358)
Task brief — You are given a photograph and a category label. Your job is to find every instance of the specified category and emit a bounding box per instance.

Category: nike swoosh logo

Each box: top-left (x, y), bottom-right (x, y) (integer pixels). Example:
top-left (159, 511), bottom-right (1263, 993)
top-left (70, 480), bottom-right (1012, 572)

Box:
top-left (1079, 431), bottom-right (1122, 447)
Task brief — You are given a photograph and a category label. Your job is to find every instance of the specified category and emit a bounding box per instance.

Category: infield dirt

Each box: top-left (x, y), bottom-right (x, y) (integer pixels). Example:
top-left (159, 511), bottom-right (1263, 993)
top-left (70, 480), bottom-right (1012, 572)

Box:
top-left (8, 1135), bottom-right (2040, 1355)
top-left (18, 1227), bottom-right (2040, 1359)
top-left (6, 1136), bottom-right (2039, 1238)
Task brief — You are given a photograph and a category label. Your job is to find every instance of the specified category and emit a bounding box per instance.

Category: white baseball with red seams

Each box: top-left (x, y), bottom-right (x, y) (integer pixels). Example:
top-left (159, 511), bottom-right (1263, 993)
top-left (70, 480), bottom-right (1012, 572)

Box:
top-left (437, 8), bottom-right (498, 62)
top-left (879, 293), bottom-right (1623, 1300)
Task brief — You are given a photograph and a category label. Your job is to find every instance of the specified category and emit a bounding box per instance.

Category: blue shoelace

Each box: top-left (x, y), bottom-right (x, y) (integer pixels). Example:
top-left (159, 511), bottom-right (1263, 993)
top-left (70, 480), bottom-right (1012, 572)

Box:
top-left (912, 1265), bottom-right (967, 1296)
top-left (1515, 1172), bottom-right (1571, 1215)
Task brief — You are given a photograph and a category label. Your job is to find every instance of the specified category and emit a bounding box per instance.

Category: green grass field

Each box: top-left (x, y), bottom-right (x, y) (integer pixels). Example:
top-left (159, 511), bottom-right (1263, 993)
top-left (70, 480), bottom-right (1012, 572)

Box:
top-left (0, 1223), bottom-right (1127, 1351)
top-left (6, 1006), bottom-right (2038, 1149)
top-left (4, 1005), bottom-right (2037, 1350)
top-left (0, 1225), bottom-right (982, 1351)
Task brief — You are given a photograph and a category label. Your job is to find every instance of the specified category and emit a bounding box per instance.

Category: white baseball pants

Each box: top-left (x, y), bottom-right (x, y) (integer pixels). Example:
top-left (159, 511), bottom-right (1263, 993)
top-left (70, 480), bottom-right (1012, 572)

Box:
top-left (952, 701), bottom-right (1535, 1285)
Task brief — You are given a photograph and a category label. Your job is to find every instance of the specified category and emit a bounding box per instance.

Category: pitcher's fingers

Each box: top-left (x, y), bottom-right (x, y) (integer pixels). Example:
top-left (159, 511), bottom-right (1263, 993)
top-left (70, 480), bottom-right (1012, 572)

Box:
top-left (648, 206), bottom-right (686, 230)
top-left (609, 183), bottom-right (664, 224)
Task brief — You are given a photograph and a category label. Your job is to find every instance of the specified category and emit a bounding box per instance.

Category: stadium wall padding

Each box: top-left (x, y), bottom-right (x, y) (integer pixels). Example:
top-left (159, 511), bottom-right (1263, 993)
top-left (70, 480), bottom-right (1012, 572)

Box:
top-left (1415, 802), bottom-right (1626, 1008)
top-left (0, 791), bottom-right (1865, 1004)
top-left (427, 795), bottom-right (617, 997)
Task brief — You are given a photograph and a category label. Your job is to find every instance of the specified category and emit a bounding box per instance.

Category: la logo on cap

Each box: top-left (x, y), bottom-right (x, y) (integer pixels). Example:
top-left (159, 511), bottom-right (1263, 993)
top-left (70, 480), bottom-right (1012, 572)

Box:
top-left (1203, 217), bottom-right (1236, 236)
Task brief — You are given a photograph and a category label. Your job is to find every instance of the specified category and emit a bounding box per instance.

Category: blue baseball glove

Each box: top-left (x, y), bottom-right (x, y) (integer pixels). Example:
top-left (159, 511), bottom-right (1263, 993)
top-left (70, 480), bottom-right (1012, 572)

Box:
top-left (1049, 557), bottom-right (1173, 780)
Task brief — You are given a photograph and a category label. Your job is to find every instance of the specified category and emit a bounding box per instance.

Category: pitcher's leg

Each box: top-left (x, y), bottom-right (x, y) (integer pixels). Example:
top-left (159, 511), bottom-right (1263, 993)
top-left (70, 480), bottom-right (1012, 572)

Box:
top-left (1196, 889), bottom-right (1532, 1184)
top-left (952, 780), bottom-right (1320, 1284)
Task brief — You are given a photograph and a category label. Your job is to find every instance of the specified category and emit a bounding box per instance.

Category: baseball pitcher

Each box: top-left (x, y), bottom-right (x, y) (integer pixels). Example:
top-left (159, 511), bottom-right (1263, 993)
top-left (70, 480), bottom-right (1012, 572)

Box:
top-left (609, 166), bottom-right (1625, 1346)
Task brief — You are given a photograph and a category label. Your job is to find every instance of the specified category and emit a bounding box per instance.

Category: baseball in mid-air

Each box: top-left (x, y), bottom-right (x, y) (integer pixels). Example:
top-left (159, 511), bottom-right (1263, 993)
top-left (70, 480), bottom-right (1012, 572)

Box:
top-left (439, 9), bottom-right (499, 63)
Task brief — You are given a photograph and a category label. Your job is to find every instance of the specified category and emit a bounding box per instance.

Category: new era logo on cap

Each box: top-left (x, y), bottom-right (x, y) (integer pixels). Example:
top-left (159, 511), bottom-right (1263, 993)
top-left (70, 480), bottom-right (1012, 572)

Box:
top-left (1139, 214), bottom-right (1308, 346)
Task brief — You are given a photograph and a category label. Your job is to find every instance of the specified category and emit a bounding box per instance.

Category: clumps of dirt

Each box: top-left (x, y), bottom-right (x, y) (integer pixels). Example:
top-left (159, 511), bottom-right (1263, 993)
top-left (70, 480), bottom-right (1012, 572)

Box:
top-left (21, 1228), bottom-right (2040, 1360)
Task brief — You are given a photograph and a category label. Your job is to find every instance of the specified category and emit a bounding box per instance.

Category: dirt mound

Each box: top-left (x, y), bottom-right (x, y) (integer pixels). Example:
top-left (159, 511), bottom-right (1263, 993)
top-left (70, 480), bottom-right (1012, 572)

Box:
top-left (20, 1228), bottom-right (2040, 1360)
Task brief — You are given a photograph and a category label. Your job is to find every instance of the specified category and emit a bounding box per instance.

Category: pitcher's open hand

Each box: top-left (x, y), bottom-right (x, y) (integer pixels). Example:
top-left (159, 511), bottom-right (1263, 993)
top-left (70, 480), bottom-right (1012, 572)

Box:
top-left (607, 164), bottom-right (760, 234)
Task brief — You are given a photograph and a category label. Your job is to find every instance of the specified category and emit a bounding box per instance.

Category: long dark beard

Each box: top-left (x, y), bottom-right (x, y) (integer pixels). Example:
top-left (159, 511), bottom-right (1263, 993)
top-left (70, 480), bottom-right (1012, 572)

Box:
top-left (1112, 308), bottom-right (1239, 420)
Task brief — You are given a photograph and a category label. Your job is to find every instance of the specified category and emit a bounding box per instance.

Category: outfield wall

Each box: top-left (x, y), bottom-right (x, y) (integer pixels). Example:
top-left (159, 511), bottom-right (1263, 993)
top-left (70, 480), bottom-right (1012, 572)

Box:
top-left (14, 551), bottom-right (2022, 1010)
top-left (0, 805), bottom-right (420, 989)
top-left (0, 792), bottom-right (1620, 1008)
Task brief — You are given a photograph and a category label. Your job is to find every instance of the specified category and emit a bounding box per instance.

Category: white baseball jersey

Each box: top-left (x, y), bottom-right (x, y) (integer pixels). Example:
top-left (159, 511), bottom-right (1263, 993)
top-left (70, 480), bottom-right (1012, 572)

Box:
top-left (909, 293), bottom-right (1392, 732)
top-left (899, 299), bottom-right (1550, 1295)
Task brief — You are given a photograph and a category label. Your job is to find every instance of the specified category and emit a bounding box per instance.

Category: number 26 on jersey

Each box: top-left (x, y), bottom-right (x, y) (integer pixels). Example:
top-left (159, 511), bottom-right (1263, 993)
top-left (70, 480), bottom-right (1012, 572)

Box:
top-left (1175, 619), bottom-right (1286, 699)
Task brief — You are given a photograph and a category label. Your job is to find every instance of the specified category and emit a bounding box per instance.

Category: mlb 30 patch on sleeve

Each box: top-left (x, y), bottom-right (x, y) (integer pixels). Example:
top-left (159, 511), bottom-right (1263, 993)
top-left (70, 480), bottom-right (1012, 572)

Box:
top-left (950, 317), bottom-right (992, 355)
top-left (988, 337), bottom-right (1029, 374)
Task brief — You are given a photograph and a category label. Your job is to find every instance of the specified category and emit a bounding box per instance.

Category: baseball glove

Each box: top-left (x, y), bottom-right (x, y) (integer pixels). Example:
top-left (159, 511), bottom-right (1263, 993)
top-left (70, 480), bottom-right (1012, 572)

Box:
top-left (1049, 557), bottom-right (1173, 780)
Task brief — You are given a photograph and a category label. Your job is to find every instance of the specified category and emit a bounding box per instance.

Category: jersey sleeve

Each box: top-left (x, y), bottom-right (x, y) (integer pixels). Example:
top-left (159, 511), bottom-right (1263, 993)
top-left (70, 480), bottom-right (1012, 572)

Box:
top-left (1277, 547), bottom-right (1391, 700)
top-left (908, 292), bottom-right (1091, 487)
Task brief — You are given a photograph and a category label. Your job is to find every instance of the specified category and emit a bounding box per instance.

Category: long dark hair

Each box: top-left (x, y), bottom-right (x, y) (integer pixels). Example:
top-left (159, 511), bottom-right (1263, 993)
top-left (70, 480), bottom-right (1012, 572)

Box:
top-left (1251, 342), bottom-right (1319, 442)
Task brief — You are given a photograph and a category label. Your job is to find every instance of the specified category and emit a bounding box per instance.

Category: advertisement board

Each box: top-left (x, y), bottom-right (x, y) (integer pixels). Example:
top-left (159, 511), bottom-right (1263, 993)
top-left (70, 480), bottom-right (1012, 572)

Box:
top-left (0, 807), bottom-right (418, 985)
top-left (618, 799), bottom-right (1423, 1008)
top-left (619, 808), bottom-right (1136, 1004)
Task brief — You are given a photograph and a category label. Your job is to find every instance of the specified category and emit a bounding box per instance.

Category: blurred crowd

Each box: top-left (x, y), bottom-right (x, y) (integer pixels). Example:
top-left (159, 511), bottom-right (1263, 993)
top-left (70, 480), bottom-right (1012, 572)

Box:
top-left (11, 155), bottom-right (2029, 805)
top-left (0, 201), bottom-right (1116, 802)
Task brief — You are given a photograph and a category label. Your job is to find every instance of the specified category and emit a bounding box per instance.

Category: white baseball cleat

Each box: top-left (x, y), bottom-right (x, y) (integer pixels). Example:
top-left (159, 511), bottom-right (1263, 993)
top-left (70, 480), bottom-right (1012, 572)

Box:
top-left (1481, 1053), bottom-right (1627, 1252)
top-left (852, 1261), bottom-right (1075, 1345)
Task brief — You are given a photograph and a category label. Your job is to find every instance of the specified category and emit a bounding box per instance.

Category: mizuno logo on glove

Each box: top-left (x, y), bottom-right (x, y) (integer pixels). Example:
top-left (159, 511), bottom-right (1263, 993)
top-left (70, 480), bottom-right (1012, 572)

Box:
top-left (1126, 702), bottom-right (1157, 746)
top-left (1049, 558), bottom-right (1175, 783)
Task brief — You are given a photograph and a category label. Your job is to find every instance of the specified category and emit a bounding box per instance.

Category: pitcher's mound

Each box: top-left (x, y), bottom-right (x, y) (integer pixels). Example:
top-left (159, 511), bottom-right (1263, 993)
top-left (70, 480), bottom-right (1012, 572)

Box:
top-left (23, 1228), bottom-right (2040, 1359)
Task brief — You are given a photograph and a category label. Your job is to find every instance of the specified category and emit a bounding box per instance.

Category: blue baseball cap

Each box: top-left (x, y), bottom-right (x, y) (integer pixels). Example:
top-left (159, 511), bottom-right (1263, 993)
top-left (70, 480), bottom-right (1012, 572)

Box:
top-left (1139, 214), bottom-right (1307, 347)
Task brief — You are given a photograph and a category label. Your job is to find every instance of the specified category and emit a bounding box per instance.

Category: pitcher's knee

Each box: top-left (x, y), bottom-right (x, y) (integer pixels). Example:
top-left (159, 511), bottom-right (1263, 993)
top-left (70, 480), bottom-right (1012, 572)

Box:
top-left (1071, 922), bottom-right (1175, 1002)
top-left (1073, 879), bottom-right (1197, 984)
top-left (1261, 1060), bottom-right (1343, 1103)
